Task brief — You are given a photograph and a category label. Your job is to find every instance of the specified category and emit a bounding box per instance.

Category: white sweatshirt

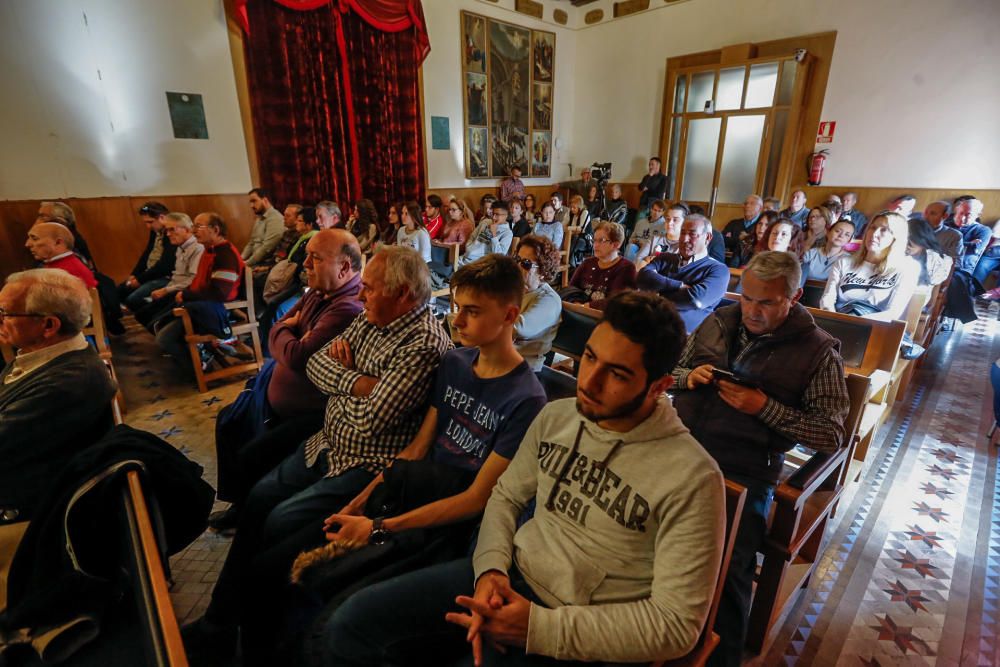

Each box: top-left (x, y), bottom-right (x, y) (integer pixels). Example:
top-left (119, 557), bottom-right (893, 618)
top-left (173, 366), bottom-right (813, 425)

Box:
top-left (819, 254), bottom-right (920, 322)
top-left (473, 396), bottom-right (725, 662)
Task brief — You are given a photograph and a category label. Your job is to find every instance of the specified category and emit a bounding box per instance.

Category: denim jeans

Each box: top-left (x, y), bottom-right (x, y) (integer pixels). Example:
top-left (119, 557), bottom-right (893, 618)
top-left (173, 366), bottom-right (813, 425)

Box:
top-left (121, 278), bottom-right (169, 311)
top-left (991, 361), bottom-right (1000, 426)
top-left (973, 247), bottom-right (1000, 292)
top-left (206, 441), bottom-right (373, 627)
top-left (708, 476), bottom-right (774, 667)
top-left (322, 558), bottom-right (593, 667)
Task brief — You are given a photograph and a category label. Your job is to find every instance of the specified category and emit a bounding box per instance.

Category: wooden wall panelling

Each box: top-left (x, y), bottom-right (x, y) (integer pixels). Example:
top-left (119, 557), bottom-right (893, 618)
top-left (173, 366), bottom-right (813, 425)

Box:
top-left (0, 194), bottom-right (254, 284)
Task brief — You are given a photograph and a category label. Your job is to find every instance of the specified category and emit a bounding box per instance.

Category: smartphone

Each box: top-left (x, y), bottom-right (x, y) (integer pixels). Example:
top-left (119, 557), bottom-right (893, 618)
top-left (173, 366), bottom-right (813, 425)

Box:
top-left (711, 368), bottom-right (758, 389)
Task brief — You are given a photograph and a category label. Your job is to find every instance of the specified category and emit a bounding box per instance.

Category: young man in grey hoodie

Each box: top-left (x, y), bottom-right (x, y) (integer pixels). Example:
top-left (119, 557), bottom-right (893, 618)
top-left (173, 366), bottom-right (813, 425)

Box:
top-left (321, 291), bottom-right (726, 666)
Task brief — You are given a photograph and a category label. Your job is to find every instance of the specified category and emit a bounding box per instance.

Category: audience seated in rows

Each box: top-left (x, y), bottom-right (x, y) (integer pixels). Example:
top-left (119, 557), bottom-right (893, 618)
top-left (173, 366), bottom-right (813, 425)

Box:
top-left (906, 218), bottom-right (953, 287)
top-left (0, 269), bottom-right (117, 523)
top-left (511, 234), bottom-right (562, 371)
top-left (841, 191), bottom-right (868, 232)
top-left (636, 214), bottom-right (729, 333)
top-left (316, 201), bottom-right (342, 230)
top-left (182, 246), bottom-right (451, 664)
top-left (397, 201), bottom-right (432, 262)
top-left (154, 213), bottom-right (245, 368)
top-left (625, 198), bottom-right (668, 263)
top-left (243, 188), bottom-right (285, 269)
top-left (820, 211), bottom-right (919, 321)
top-left (722, 195), bottom-right (764, 267)
top-left (134, 212), bottom-right (206, 331)
top-left (800, 219), bottom-right (855, 284)
top-left (210, 229), bottom-right (365, 534)
top-left (323, 291), bottom-right (725, 666)
top-left (568, 221), bottom-right (637, 309)
top-left (499, 164), bottom-right (526, 204)
top-left (532, 201), bottom-right (564, 250)
top-left (921, 200), bottom-right (962, 260)
top-left (779, 189), bottom-right (809, 228)
top-left (672, 250), bottom-right (849, 666)
top-left (118, 201), bottom-right (177, 312)
top-left (25, 222), bottom-right (97, 289)
top-left (423, 194), bottom-right (445, 240)
top-left (638, 156), bottom-right (668, 212)
top-left (802, 205), bottom-right (835, 253)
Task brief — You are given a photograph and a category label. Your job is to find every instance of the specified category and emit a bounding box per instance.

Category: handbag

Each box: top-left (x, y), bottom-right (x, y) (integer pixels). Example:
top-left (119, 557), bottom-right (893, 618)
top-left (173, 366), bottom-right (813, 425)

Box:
top-left (835, 299), bottom-right (882, 317)
top-left (263, 260), bottom-right (300, 304)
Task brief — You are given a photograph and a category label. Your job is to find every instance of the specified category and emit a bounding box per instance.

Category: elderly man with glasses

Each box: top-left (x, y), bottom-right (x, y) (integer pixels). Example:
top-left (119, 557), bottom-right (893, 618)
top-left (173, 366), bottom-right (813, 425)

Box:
top-left (0, 269), bottom-right (117, 524)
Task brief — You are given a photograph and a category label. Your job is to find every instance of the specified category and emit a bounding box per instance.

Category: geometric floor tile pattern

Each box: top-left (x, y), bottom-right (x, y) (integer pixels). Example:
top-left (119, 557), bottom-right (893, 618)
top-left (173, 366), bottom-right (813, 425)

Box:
top-left (762, 308), bottom-right (1000, 666)
top-left (109, 308), bottom-right (999, 663)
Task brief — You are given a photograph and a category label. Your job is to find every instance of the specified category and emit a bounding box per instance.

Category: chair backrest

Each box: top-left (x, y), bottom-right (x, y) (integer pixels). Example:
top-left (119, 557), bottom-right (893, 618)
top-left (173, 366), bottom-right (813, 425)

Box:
top-left (801, 279), bottom-right (826, 308)
top-left (727, 268), bottom-right (744, 292)
top-left (901, 288), bottom-right (930, 337)
top-left (82, 287), bottom-right (111, 359)
top-left (806, 307), bottom-right (905, 376)
top-left (430, 241), bottom-right (459, 269)
top-left (707, 480), bottom-right (747, 638)
top-left (550, 301), bottom-right (602, 361)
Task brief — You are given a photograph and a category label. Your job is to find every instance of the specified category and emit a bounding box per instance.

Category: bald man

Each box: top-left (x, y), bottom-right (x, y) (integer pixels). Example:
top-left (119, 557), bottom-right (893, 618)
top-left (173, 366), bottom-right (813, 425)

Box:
top-left (25, 223), bottom-right (97, 289)
top-left (209, 229), bottom-right (364, 532)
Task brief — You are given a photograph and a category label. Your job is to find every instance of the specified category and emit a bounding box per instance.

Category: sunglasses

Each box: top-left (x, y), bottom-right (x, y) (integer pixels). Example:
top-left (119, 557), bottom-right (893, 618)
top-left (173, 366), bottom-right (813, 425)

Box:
top-left (516, 258), bottom-right (538, 271)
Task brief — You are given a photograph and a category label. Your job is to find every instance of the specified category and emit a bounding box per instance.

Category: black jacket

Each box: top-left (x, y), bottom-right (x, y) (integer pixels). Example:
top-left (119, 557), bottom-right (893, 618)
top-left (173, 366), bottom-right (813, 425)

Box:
top-left (1, 426), bottom-right (214, 660)
top-left (130, 230), bottom-right (177, 283)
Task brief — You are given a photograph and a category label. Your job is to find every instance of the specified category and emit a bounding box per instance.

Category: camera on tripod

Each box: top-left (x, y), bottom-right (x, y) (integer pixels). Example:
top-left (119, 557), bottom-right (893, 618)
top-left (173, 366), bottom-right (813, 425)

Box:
top-left (589, 162), bottom-right (612, 183)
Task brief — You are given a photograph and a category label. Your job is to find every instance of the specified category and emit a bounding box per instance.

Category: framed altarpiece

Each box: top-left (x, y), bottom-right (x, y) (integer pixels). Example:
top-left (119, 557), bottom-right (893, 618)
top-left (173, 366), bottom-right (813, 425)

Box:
top-left (461, 11), bottom-right (554, 179)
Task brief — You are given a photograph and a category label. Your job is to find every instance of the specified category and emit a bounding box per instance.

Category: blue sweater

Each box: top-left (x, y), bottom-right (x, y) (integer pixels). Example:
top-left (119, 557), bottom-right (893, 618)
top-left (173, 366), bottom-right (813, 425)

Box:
top-left (637, 254), bottom-right (730, 333)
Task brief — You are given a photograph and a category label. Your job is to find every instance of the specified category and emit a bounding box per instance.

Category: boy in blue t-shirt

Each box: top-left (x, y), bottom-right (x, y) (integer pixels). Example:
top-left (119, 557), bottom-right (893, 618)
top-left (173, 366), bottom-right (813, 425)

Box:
top-left (323, 254), bottom-right (546, 543)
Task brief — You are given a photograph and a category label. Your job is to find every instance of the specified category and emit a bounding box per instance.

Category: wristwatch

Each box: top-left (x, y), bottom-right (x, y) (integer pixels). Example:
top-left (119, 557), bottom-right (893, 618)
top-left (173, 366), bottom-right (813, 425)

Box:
top-left (369, 516), bottom-right (390, 545)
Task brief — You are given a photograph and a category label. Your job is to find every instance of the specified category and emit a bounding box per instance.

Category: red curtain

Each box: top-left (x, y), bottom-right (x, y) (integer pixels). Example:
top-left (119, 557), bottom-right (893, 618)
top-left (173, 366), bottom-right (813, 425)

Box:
top-left (240, 0), bottom-right (427, 212)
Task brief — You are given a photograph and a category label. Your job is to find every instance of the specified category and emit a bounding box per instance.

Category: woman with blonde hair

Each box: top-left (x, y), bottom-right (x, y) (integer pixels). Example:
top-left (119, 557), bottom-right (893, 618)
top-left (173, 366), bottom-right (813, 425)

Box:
top-left (439, 199), bottom-right (475, 246)
top-left (820, 210), bottom-right (920, 320)
top-left (568, 221), bottom-right (637, 309)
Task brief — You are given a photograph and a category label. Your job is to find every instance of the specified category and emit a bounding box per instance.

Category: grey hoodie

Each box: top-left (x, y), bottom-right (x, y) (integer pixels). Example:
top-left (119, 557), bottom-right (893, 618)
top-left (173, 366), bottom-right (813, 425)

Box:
top-left (473, 395), bottom-right (725, 662)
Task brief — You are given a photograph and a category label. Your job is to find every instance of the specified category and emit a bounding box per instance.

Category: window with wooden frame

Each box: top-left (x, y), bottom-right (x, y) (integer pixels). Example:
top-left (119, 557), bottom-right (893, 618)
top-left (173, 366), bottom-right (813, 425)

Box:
top-left (661, 53), bottom-right (811, 219)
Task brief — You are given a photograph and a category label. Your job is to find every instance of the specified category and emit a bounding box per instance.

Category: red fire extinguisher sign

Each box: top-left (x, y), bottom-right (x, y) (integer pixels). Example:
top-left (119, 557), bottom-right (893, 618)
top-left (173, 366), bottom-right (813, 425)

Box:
top-left (817, 121), bottom-right (836, 144)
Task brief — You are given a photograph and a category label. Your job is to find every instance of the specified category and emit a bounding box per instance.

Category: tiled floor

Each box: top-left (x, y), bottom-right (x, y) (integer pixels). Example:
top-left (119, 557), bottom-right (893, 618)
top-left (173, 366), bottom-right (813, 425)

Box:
top-left (111, 307), bottom-right (1000, 664)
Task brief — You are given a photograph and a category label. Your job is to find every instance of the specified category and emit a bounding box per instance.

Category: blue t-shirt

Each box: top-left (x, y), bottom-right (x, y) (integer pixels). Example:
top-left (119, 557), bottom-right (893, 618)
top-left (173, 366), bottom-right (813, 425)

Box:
top-left (431, 347), bottom-right (547, 471)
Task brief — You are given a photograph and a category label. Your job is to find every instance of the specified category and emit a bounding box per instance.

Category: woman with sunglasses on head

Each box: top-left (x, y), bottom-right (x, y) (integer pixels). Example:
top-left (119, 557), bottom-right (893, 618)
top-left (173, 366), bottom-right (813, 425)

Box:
top-left (396, 201), bottom-right (432, 263)
top-left (906, 217), bottom-right (953, 287)
top-left (513, 234), bottom-right (562, 371)
top-left (820, 211), bottom-right (920, 320)
top-left (439, 199), bottom-right (475, 246)
top-left (569, 221), bottom-right (636, 310)
top-left (801, 219), bottom-right (855, 284)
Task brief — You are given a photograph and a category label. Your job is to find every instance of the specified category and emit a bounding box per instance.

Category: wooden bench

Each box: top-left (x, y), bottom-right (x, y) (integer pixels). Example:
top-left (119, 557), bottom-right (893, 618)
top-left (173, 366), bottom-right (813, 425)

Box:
top-left (745, 372), bottom-right (871, 653)
top-left (657, 480), bottom-right (746, 667)
top-left (727, 267), bottom-right (744, 293)
top-left (556, 225), bottom-right (580, 288)
top-left (800, 279), bottom-right (827, 309)
top-left (430, 241), bottom-right (460, 300)
top-left (172, 265), bottom-right (264, 393)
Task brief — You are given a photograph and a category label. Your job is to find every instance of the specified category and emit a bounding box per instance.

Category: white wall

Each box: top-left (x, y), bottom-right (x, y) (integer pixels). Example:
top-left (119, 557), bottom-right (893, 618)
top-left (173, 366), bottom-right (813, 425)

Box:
top-left (0, 0), bottom-right (252, 200)
top-left (569, 0), bottom-right (1000, 189)
top-left (422, 0), bottom-right (578, 189)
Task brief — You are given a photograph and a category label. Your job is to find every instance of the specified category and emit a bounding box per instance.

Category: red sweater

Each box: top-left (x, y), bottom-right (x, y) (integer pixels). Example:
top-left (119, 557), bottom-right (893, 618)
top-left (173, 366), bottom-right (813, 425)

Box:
top-left (183, 241), bottom-right (244, 302)
top-left (45, 253), bottom-right (97, 288)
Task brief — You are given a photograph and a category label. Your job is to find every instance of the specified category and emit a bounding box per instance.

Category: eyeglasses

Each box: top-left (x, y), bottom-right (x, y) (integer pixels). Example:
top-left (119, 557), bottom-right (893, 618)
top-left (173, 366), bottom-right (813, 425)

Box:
top-left (593, 238), bottom-right (615, 245)
top-left (0, 307), bottom-right (45, 322)
top-left (516, 258), bottom-right (538, 271)
top-left (449, 208), bottom-right (461, 213)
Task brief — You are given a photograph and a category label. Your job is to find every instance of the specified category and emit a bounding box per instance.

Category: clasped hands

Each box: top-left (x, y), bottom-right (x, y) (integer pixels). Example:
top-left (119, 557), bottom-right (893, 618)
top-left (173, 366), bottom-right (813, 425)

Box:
top-left (445, 570), bottom-right (531, 667)
top-left (688, 363), bottom-right (767, 415)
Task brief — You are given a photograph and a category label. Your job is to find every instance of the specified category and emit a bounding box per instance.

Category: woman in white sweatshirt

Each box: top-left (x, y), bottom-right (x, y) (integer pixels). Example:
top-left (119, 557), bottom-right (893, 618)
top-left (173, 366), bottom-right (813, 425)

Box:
top-left (820, 210), bottom-right (920, 321)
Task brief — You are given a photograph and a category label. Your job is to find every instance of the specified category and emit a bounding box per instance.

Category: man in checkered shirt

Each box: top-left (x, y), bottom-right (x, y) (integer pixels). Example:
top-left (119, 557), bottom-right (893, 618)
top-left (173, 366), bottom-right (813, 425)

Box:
top-left (185, 246), bottom-right (451, 663)
top-left (670, 250), bottom-right (849, 667)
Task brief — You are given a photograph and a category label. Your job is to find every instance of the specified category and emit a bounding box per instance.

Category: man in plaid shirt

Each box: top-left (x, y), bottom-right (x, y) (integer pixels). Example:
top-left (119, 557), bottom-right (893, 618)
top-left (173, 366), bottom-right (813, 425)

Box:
top-left (185, 246), bottom-right (451, 663)
top-left (670, 250), bottom-right (848, 667)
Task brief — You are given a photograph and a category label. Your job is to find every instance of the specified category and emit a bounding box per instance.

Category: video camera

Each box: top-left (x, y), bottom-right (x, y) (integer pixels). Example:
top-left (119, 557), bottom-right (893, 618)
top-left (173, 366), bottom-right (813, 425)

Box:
top-left (589, 162), bottom-right (612, 183)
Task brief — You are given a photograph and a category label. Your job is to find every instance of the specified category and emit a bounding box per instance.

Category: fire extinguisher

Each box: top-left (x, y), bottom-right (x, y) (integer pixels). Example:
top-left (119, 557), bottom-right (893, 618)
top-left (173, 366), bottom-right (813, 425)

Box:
top-left (807, 150), bottom-right (829, 186)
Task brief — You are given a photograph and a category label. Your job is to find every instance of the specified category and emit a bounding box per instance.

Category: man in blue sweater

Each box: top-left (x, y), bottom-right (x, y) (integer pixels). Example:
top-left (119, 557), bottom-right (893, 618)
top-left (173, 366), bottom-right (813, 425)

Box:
top-left (637, 214), bottom-right (729, 333)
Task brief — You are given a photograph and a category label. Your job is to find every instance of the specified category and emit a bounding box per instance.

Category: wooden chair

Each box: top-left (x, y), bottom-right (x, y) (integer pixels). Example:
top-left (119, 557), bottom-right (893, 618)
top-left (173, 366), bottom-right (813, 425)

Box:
top-left (555, 225), bottom-right (579, 288)
top-left (122, 469), bottom-right (189, 665)
top-left (83, 287), bottom-right (128, 417)
top-left (887, 289), bottom-right (931, 404)
top-left (727, 267), bottom-right (744, 293)
top-left (549, 301), bottom-right (602, 362)
top-left (745, 373), bottom-right (871, 653)
top-left (172, 265), bottom-right (263, 393)
top-left (655, 480), bottom-right (747, 667)
top-left (800, 279), bottom-right (827, 309)
top-left (430, 241), bottom-right (461, 300)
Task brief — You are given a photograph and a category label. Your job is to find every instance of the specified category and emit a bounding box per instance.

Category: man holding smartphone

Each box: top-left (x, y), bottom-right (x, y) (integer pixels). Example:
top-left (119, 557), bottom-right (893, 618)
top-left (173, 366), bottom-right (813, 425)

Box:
top-left (670, 250), bottom-right (850, 667)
